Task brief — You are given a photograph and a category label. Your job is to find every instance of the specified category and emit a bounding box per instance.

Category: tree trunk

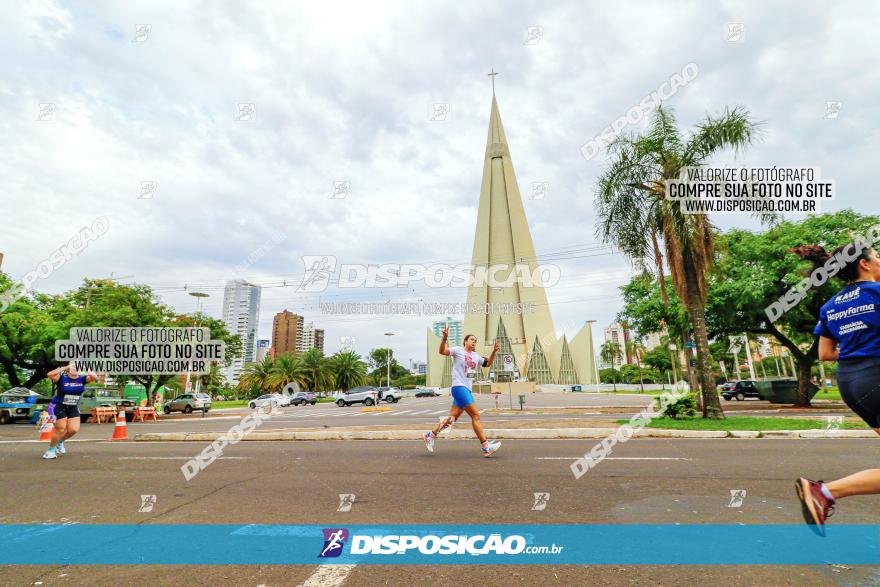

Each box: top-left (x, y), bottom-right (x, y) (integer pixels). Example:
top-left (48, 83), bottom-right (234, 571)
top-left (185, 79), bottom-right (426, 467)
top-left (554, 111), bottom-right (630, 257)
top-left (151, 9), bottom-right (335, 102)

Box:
top-left (681, 333), bottom-right (699, 397)
top-left (683, 266), bottom-right (724, 419)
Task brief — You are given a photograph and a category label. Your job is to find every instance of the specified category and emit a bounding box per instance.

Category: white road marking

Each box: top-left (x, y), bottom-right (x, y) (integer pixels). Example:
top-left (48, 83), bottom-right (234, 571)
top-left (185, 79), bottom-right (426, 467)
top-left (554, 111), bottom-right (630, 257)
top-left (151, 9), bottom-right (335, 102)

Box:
top-left (299, 564), bottom-right (356, 587)
top-left (408, 410), bottom-right (432, 415)
top-left (118, 456), bottom-right (251, 460)
top-left (535, 457), bottom-right (690, 461)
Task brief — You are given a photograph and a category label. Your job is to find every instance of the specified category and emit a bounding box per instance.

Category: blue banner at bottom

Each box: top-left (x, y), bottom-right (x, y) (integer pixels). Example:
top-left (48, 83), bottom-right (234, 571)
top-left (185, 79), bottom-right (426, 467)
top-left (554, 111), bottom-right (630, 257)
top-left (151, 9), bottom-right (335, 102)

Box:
top-left (0, 524), bottom-right (877, 565)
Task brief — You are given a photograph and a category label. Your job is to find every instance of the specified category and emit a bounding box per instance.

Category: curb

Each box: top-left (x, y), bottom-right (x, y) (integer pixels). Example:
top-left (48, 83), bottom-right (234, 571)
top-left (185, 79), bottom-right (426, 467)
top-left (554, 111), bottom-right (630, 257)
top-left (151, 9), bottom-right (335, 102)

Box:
top-left (133, 428), bottom-right (880, 441)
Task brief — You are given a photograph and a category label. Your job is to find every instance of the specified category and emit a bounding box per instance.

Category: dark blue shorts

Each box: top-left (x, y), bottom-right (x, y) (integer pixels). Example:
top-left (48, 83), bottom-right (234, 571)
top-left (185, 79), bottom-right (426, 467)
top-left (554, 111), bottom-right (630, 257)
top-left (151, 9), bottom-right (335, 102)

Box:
top-left (838, 357), bottom-right (880, 428)
top-left (52, 403), bottom-right (81, 420)
top-left (451, 386), bottom-right (475, 408)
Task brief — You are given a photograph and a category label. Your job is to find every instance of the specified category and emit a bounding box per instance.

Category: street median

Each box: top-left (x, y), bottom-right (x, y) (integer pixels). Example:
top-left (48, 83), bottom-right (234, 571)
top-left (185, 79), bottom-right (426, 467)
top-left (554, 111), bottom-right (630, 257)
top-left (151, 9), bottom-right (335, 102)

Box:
top-left (133, 428), bottom-right (880, 441)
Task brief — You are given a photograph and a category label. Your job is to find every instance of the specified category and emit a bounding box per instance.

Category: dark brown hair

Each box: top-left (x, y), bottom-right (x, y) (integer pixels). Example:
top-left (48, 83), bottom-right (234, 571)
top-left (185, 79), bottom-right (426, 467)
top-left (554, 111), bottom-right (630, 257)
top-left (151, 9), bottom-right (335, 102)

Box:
top-left (790, 242), bottom-right (874, 283)
top-left (463, 334), bottom-right (476, 344)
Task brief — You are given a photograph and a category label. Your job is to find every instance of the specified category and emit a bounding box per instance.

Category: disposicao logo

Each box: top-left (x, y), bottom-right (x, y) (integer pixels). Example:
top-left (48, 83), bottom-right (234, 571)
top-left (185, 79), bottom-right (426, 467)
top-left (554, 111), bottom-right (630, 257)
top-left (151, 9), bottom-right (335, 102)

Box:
top-left (319, 528), bottom-right (349, 558)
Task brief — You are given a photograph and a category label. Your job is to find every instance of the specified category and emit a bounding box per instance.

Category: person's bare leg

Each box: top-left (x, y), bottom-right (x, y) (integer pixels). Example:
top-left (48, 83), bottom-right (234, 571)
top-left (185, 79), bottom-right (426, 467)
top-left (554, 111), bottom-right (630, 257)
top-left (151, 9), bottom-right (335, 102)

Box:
top-left (62, 417), bottom-right (80, 441)
top-left (50, 418), bottom-right (67, 448)
top-left (824, 428), bottom-right (880, 499)
top-left (432, 405), bottom-right (463, 436)
top-left (463, 403), bottom-right (486, 444)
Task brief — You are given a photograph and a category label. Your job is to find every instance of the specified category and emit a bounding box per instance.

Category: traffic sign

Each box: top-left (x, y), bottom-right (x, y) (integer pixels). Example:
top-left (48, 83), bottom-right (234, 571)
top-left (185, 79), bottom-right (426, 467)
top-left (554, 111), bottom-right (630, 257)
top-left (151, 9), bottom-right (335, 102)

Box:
top-left (502, 354), bottom-right (515, 372)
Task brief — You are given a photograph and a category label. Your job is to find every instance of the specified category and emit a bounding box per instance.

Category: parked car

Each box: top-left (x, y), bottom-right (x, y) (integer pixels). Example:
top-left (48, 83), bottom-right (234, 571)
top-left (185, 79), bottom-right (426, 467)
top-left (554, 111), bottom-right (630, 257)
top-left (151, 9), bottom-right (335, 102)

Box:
top-left (79, 388), bottom-right (137, 422)
top-left (376, 387), bottom-right (403, 403)
top-left (248, 393), bottom-right (288, 410)
top-left (415, 388), bottom-right (439, 398)
top-left (163, 392), bottom-right (212, 414)
top-left (720, 380), bottom-right (760, 401)
top-left (290, 391), bottom-right (317, 406)
top-left (0, 390), bottom-right (41, 424)
top-left (336, 386), bottom-right (379, 407)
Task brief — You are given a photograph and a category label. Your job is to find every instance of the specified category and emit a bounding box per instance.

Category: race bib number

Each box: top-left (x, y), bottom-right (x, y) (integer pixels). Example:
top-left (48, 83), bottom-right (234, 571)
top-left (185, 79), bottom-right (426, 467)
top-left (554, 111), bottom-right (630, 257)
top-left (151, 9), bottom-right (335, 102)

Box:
top-left (62, 394), bottom-right (80, 406)
top-left (466, 368), bottom-right (476, 379)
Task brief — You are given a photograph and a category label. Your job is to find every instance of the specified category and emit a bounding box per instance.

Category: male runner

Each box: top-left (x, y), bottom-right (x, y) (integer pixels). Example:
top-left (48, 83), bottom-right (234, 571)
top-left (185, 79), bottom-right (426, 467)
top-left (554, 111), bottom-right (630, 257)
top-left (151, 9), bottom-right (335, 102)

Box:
top-left (792, 243), bottom-right (880, 530)
top-left (424, 327), bottom-right (501, 457)
top-left (43, 362), bottom-right (98, 459)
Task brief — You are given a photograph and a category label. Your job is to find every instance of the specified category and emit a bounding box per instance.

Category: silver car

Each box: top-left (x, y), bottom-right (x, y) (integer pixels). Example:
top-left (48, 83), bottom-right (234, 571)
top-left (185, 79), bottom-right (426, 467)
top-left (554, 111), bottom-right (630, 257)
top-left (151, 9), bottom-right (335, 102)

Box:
top-left (163, 393), bottom-right (211, 414)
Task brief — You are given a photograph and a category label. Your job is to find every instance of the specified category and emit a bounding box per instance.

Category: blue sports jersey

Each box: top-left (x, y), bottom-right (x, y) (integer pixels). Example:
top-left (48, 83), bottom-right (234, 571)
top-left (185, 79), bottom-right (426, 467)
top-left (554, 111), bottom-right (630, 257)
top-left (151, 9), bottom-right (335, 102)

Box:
top-left (51, 373), bottom-right (88, 406)
top-left (813, 281), bottom-right (880, 360)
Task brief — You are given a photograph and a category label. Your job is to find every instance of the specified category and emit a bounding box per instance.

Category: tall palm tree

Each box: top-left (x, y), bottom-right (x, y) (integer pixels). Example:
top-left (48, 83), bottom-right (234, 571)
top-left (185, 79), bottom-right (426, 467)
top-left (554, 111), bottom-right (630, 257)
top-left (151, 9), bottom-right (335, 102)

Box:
top-left (239, 356), bottom-right (275, 393)
top-left (600, 341), bottom-right (622, 393)
top-left (596, 106), bottom-right (761, 419)
top-left (267, 353), bottom-right (307, 392)
top-left (299, 348), bottom-right (335, 394)
top-left (330, 350), bottom-right (367, 391)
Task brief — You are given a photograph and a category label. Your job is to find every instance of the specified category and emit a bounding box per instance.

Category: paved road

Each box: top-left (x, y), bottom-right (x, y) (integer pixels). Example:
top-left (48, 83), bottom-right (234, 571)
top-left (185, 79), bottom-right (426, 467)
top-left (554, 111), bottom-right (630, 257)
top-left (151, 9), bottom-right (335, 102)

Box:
top-left (2, 437), bottom-right (880, 585)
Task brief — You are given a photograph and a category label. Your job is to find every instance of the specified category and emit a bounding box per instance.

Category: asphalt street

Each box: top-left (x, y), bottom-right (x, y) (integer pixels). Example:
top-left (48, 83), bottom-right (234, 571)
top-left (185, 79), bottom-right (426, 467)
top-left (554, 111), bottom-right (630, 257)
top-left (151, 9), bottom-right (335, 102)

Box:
top-left (2, 437), bottom-right (880, 585)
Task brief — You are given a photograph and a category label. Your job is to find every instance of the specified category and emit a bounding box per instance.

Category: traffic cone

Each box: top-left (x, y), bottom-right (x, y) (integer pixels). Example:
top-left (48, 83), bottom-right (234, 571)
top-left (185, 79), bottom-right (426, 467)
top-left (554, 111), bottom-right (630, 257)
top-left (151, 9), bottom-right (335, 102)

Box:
top-left (111, 409), bottom-right (127, 440)
top-left (38, 420), bottom-right (54, 441)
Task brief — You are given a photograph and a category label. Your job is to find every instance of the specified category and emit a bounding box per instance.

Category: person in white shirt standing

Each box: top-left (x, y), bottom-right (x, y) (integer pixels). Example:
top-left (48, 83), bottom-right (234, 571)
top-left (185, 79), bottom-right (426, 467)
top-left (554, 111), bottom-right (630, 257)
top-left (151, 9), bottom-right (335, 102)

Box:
top-left (424, 327), bottom-right (501, 457)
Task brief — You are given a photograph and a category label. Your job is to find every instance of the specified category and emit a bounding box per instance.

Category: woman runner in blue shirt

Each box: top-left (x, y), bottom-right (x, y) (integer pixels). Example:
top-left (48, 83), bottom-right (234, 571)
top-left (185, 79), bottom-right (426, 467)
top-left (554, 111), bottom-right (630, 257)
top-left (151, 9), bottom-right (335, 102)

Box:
top-left (794, 242), bottom-right (880, 529)
top-left (43, 362), bottom-right (98, 459)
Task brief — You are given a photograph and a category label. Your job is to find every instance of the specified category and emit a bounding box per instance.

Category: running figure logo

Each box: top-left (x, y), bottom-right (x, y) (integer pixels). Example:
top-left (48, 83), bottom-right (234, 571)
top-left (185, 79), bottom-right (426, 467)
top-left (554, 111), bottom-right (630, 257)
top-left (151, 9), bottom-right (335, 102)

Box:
top-left (319, 528), bottom-right (349, 558)
top-left (531, 492), bottom-right (550, 511)
top-left (337, 493), bottom-right (356, 512)
top-left (728, 489), bottom-right (747, 508)
top-left (138, 494), bottom-right (157, 513)
top-left (298, 255), bottom-right (337, 292)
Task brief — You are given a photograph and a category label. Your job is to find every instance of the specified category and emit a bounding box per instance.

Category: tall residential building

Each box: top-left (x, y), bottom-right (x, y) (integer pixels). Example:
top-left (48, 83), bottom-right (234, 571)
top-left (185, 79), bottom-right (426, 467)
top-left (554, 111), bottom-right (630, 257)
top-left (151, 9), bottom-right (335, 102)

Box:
top-left (643, 331), bottom-right (665, 352)
top-left (221, 279), bottom-right (261, 384)
top-left (426, 92), bottom-right (596, 387)
top-left (299, 322), bottom-right (326, 353)
top-left (432, 317), bottom-right (462, 346)
top-left (256, 339), bottom-right (271, 362)
top-left (272, 310), bottom-right (304, 357)
top-left (601, 323), bottom-right (630, 368)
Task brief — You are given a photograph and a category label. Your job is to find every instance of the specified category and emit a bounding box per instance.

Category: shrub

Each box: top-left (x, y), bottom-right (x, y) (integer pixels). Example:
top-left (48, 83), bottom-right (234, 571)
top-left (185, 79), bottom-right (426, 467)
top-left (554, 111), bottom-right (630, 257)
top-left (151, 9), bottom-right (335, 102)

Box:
top-left (656, 393), bottom-right (697, 419)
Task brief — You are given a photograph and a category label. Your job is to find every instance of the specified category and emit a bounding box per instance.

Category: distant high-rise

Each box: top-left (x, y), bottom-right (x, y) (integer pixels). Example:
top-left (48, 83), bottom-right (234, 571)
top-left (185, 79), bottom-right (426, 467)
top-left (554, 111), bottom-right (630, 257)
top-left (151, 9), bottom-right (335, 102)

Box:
top-left (221, 279), bottom-right (261, 384)
top-left (602, 323), bottom-right (630, 367)
top-left (256, 339), bottom-right (271, 362)
top-left (272, 310), bottom-right (304, 357)
top-left (299, 322), bottom-right (325, 353)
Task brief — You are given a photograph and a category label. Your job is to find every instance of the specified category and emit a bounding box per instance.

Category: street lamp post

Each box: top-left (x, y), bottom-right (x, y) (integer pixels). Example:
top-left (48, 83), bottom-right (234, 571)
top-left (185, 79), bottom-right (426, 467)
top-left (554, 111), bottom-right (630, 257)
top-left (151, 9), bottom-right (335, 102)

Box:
top-left (585, 320), bottom-right (600, 391)
top-left (384, 332), bottom-right (395, 391)
top-left (188, 292), bottom-right (210, 399)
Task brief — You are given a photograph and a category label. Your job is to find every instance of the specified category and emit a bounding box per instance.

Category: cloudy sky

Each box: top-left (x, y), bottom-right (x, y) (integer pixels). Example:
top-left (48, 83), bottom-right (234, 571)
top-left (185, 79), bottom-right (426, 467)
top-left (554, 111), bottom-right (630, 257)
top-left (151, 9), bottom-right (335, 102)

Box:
top-left (2, 0), bottom-right (878, 367)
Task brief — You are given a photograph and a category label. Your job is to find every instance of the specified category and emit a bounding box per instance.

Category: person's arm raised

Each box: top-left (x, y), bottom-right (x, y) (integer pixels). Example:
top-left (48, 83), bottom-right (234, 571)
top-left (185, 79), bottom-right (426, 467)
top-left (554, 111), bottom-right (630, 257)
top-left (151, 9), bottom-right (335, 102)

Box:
top-left (439, 327), bottom-right (451, 356)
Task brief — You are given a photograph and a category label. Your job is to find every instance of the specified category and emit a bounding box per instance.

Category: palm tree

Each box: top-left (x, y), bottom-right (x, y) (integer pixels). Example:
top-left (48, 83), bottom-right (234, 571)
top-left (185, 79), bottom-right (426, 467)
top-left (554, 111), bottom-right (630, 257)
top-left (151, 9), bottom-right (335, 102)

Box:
top-left (298, 348), bottom-right (335, 394)
top-left (330, 350), bottom-right (367, 392)
top-left (267, 353), bottom-right (307, 392)
top-left (239, 356), bottom-right (275, 393)
top-left (627, 339), bottom-right (646, 393)
top-left (195, 362), bottom-right (226, 396)
top-left (600, 341), bottom-right (622, 393)
top-left (596, 106), bottom-right (761, 419)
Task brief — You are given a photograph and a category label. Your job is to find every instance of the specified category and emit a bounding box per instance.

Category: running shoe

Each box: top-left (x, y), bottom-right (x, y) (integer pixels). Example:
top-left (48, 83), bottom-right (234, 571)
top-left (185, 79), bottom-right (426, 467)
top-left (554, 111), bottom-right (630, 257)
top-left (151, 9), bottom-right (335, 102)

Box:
top-left (56, 441), bottom-right (65, 455)
top-left (481, 440), bottom-right (501, 457)
top-left (795, 477), bottom-right (834, 531)
top-left (424, 431), bottom-right (434, 453)
top-left (42, 449), bottom-right (57, 460)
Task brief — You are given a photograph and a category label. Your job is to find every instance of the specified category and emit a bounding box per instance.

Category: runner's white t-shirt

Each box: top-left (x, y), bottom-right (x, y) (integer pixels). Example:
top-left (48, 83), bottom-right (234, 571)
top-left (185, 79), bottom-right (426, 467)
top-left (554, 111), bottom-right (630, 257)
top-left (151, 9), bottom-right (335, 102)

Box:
top-left (449, 346), bottom-right (486, 390)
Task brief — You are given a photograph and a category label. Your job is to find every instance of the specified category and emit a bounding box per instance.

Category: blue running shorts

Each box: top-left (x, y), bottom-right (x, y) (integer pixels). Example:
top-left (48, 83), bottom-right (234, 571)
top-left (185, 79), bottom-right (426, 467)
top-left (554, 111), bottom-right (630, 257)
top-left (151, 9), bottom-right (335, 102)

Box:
top-left (451, 386), bottom-right (475, 408)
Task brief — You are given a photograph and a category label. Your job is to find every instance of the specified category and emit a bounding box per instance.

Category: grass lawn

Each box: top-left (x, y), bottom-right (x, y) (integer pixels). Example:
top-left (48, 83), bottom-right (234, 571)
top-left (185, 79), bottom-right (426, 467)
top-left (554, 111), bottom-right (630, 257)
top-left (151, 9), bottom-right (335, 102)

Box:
top-left (212, 400), bottom-right (248, 409)
top-left (616, 415), bottom-right (868, 431)
top-left (814, 386), bottom-right (841, 401)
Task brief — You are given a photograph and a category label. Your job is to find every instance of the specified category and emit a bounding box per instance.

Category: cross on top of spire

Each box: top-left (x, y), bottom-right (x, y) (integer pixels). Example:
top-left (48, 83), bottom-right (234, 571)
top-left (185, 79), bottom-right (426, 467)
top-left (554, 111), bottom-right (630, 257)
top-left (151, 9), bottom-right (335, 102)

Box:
top-left (488, 68), bottom-right (499, 95)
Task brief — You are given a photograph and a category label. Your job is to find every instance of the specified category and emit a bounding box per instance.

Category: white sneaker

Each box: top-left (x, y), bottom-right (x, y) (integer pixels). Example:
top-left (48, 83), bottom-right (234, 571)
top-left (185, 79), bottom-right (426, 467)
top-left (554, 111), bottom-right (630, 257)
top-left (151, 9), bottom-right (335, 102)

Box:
top-left (56, 442), bottom-right (66, 455)
top-left (481, 440), bottom-right (501, 457)
top-left (423, 431), bottom-right (434, 453)
top-left (42, 449), bottom-right (57, 459)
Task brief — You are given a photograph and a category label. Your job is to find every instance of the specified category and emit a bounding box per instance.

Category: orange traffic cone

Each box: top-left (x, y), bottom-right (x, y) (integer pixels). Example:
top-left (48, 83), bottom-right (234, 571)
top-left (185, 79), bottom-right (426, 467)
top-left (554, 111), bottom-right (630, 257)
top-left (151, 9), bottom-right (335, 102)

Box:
top-left (111, 410), bottom-right (127, 440)
top-left (38, 420), bottom-right (54, 441)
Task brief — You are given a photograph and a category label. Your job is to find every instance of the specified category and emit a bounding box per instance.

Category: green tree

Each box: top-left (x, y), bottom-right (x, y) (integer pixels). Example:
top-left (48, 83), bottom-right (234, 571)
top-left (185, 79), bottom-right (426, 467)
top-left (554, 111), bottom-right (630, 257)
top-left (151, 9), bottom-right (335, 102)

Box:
top-left (596, 106), bottom-right (761, 418)
top-left (299, 348), bottom-right (334, 393)
top-left (330, 350), bottom-right (367, 391)
top-left (600, 341), bottom-right (622, 392)
top-left (707, 209), bottom-right (880, 405)
top-left (267, 353), bottom-right (308, 392)
top-left (367, 348), bottom-right (407, 386)
top-left (239, 356), bottom-right (275, 394)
